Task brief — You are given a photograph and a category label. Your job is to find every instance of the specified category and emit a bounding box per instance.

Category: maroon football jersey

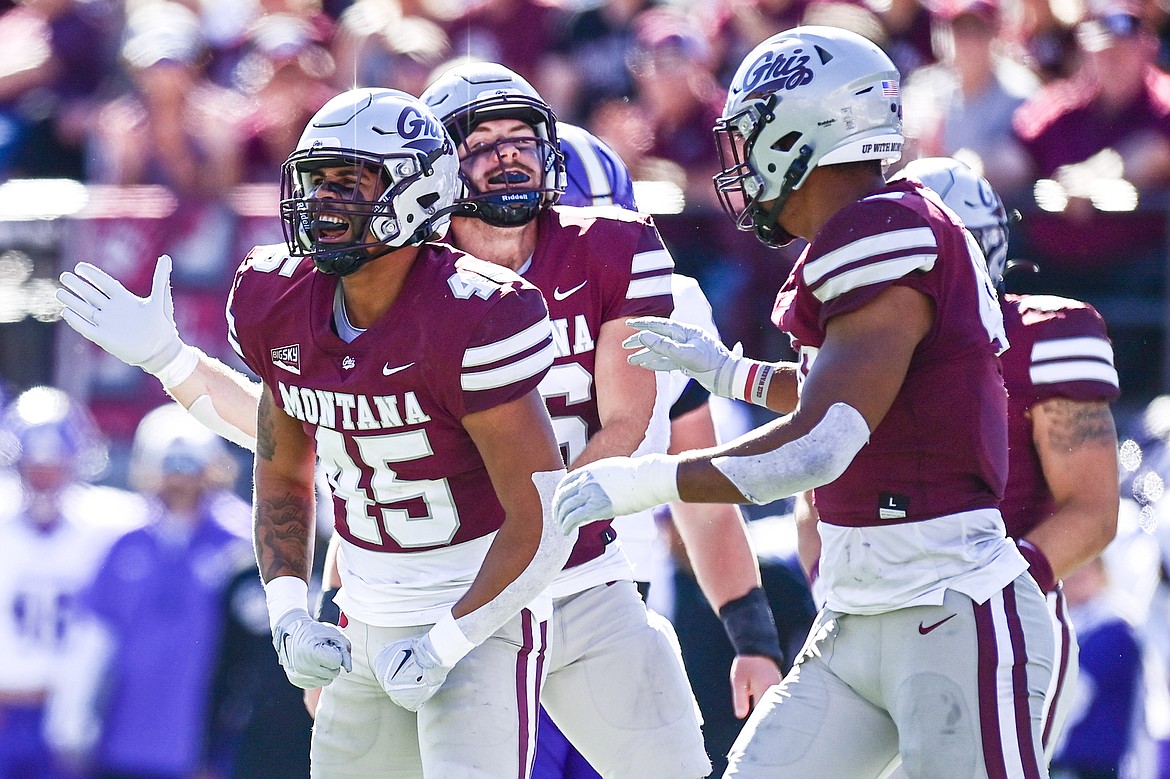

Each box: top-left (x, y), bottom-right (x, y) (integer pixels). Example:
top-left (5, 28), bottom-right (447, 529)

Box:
top-left (774, 179), bottom-right (1009, 527)
top-left (1000, 294), bottom-right (1120, 537)
top-left (524, 206), bottom-right (675, 566)
top-left (227, 243), bottom-right (553, 554)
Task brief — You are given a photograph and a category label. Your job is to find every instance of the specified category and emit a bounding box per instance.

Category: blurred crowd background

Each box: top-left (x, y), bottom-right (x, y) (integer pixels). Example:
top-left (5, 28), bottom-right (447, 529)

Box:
top-left (2, 0), bottom-right (1170, 776)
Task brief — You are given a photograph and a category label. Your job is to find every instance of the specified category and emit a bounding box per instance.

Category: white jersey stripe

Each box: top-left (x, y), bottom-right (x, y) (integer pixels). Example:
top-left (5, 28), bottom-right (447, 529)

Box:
top-left (463, 318), bottom-right (552, 368)
top-left (571, 137), bottom-right (612, 204)
top-left (812, 254), bottom-right (937, 303)
top-left (462, 341), bottom-right (554, 391)
top-left (627, 275), bottom-right (673, 299)
top-left (1030, 336), bottom-right (1114, 365)
top-left (1030, 360), bottom-right (1119, 388)
top-left (631, 249), bottom-right (673, 274)
top-left (989, 589), bottom-right (1030, 779)
top-left (804, 226), bottom-right (936, 287)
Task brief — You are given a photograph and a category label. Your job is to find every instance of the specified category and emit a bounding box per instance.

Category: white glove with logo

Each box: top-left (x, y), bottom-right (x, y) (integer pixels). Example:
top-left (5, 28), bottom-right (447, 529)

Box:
top-left (373, 612), bottom-right (474, 712)
top-left (273, 608), bottom-right (353, 689)
top-left (625, 317), bottom-right (753, 396)
top-left (553, 454), bottom-right (681, 535)
top-left (56, 255), bottom-right (198, 387)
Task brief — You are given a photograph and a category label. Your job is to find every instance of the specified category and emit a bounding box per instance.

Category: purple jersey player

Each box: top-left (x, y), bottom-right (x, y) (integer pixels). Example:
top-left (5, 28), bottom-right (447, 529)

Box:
top-left (555, 27), bottom-right (1057, 778)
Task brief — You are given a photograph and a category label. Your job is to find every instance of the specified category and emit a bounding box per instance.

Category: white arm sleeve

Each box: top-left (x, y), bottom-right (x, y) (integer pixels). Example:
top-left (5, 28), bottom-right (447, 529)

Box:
top-left (187, 394), bottom-right (258, 452)
top-left (712, 403), bottom-right (870, 504)
top-left (453, 468), bottom-right (575, 648)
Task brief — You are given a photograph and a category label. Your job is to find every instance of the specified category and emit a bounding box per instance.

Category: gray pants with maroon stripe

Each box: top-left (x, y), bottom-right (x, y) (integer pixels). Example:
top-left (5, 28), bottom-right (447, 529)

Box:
top-left (310, 608), bottom-right (546, 778)
top-left (541, 580), bottom-right (711, 779)
top-left (725, 575), bottom-right (1055, 779)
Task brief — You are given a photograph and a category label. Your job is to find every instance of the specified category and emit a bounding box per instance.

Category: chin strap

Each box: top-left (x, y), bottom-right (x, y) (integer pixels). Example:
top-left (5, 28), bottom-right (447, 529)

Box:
top-left (749, 144), bottom-right (815, 248)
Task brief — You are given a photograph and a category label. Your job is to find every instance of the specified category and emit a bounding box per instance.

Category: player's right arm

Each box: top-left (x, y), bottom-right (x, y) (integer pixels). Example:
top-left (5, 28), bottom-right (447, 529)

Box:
top-left (57, 255), bottom-right (261, 451)
top-left (624, 317), bottom-right (800, 414)
top-left (255, 385), bottom-right (352, 689)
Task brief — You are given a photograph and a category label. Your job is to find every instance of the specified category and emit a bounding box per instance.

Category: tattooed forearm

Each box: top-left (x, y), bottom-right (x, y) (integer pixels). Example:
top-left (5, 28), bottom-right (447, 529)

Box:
top-left (256, 391), bottom-right (277, 461)
top-left (255, 491), bottom-right (314, 582)
top-left (1035, 398), bottom-right (1116, 451)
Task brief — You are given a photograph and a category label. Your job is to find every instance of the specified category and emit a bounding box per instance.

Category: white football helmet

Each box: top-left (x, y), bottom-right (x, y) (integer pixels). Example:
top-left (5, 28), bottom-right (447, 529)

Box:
top-left (421, 61), bottom-right (565, 227)
top-left (0, 386), bottom-right (107, 482)
top-left (896, 157), bottom-right (1009, 284)
top-left (280, 88), bottom-right (461, 276)
top-left (714, 26), bottom-right (903, 246)
top-left (128, 404), bottom-right (230, 494)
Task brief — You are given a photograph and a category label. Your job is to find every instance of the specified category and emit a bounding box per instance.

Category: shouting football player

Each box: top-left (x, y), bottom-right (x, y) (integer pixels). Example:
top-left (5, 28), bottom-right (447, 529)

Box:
top-left (61, 88), bottom-right (575, 778)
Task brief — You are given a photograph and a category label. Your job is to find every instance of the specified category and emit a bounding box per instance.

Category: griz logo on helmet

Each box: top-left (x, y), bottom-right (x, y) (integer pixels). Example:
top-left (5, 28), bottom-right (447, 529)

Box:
top-left (398, 105), bottom-right (444, 150)
top-left (738, 49), bottom-right (816, 96)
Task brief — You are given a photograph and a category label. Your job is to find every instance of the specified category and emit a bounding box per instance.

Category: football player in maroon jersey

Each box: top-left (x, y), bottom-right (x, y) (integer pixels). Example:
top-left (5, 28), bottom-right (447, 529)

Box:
top-left (56, 67), bottom-right (783, 779)
top-left (554, 27), bottom-right (1057, 778)
top-left (419, 61), bottom-right (784, 779)
top-left (61, 88), bottom-right (575, 778)
top-left (898, 157), bottom-right (1120, 764)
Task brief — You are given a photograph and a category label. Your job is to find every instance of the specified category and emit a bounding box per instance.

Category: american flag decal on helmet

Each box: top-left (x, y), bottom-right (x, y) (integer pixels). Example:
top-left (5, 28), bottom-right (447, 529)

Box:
top-left (881, 80), bottom-right (899, 97)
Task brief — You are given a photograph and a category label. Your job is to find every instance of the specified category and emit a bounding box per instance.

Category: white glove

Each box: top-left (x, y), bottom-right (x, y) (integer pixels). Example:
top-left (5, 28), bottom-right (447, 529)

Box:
top-left (56, 255), bottom-right (197, 387)
top-left (373, 632), bottom-right (453, 712)
top-left (553, 454), bottom-right (681, 535)
top-left (273, 608), bottom-right (353, 689)
top-left (623, 316), bottom-right (751, 398)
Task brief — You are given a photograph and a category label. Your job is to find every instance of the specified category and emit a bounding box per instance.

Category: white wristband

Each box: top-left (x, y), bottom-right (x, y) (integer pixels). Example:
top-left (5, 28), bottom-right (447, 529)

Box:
top-left (730, 359), bottom-right (775, 408)
top-left (264, 576), bottom-right (309, 631)
top-left (153, 343), bottom-right (200, 389)
top-left (429, 610), bottom-right (475, 667)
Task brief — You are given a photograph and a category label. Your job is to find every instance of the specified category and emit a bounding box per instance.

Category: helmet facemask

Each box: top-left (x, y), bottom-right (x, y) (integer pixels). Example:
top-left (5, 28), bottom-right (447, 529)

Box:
top-left (280, 143), bottom-right (453, 276)
top-left (421, 62), bottom-right (566, 228)
top-left (455, 128), bottom-right (563, 227)
top-left (713, 94), bottom-right (812, 247)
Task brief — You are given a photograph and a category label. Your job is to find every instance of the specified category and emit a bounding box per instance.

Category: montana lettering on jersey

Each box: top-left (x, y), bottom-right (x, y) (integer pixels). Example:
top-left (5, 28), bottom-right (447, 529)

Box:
top-left (548, 316), bottom-right (596, 358)
top-left (276, 383), bottom-right (431, 430)
top-left (227, 241), bottom-right (554, 554)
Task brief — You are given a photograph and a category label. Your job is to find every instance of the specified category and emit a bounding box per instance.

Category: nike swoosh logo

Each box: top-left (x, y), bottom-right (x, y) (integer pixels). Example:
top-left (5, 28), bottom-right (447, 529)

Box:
top-left (918, 614), bottom-right (957, 635)
top-left (383, 362), bottom-right (415, 376)
top-left (391, 649), bottom-right (413, 678)
top-left (552, 280), bottom-right (587, 301)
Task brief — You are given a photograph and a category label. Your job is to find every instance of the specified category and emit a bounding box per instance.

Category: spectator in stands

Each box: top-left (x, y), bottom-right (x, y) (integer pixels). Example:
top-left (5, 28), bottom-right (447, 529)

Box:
top-left (331, 6), bottom-right (449, 96)
top-left (901, 0), bottom-right (1040, 197)
top-left (233, 13), bottom-right (336, 183)
top-left (86, 1), bottom-right (245, 198)
top-left (619, 6), bottom-right (724, 211)
top-left (0, 386), bottom-right (140, 779)
top-left (439, 0), bottom-right (562, 86)
top-left (0, 0), bottom-right (117, 181)
top-left (1013, 1), bottom-right (1170, 197)
top-left (540, 0), bottom-right (654, 124)
top-left (44, 404), bottom-right (249, 779)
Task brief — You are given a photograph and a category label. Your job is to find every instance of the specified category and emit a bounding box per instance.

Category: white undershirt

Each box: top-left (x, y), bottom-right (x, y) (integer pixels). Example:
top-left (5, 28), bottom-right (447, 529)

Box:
top-left (333, 284), bottom-right (364, 343)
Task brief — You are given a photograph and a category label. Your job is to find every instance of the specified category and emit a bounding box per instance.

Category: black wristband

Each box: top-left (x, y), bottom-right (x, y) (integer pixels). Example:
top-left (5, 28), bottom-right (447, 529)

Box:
top-left (315, 586), bottom-right (342, 626)
top-left (718, 586), bottom-right (784, 667)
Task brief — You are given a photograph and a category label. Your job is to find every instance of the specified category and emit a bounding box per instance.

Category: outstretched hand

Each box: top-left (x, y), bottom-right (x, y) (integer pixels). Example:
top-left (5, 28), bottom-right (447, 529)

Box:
top-left (623, 316), bottom-right (744, 398)
top-left (57, 255), bottom-right (184, 374)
